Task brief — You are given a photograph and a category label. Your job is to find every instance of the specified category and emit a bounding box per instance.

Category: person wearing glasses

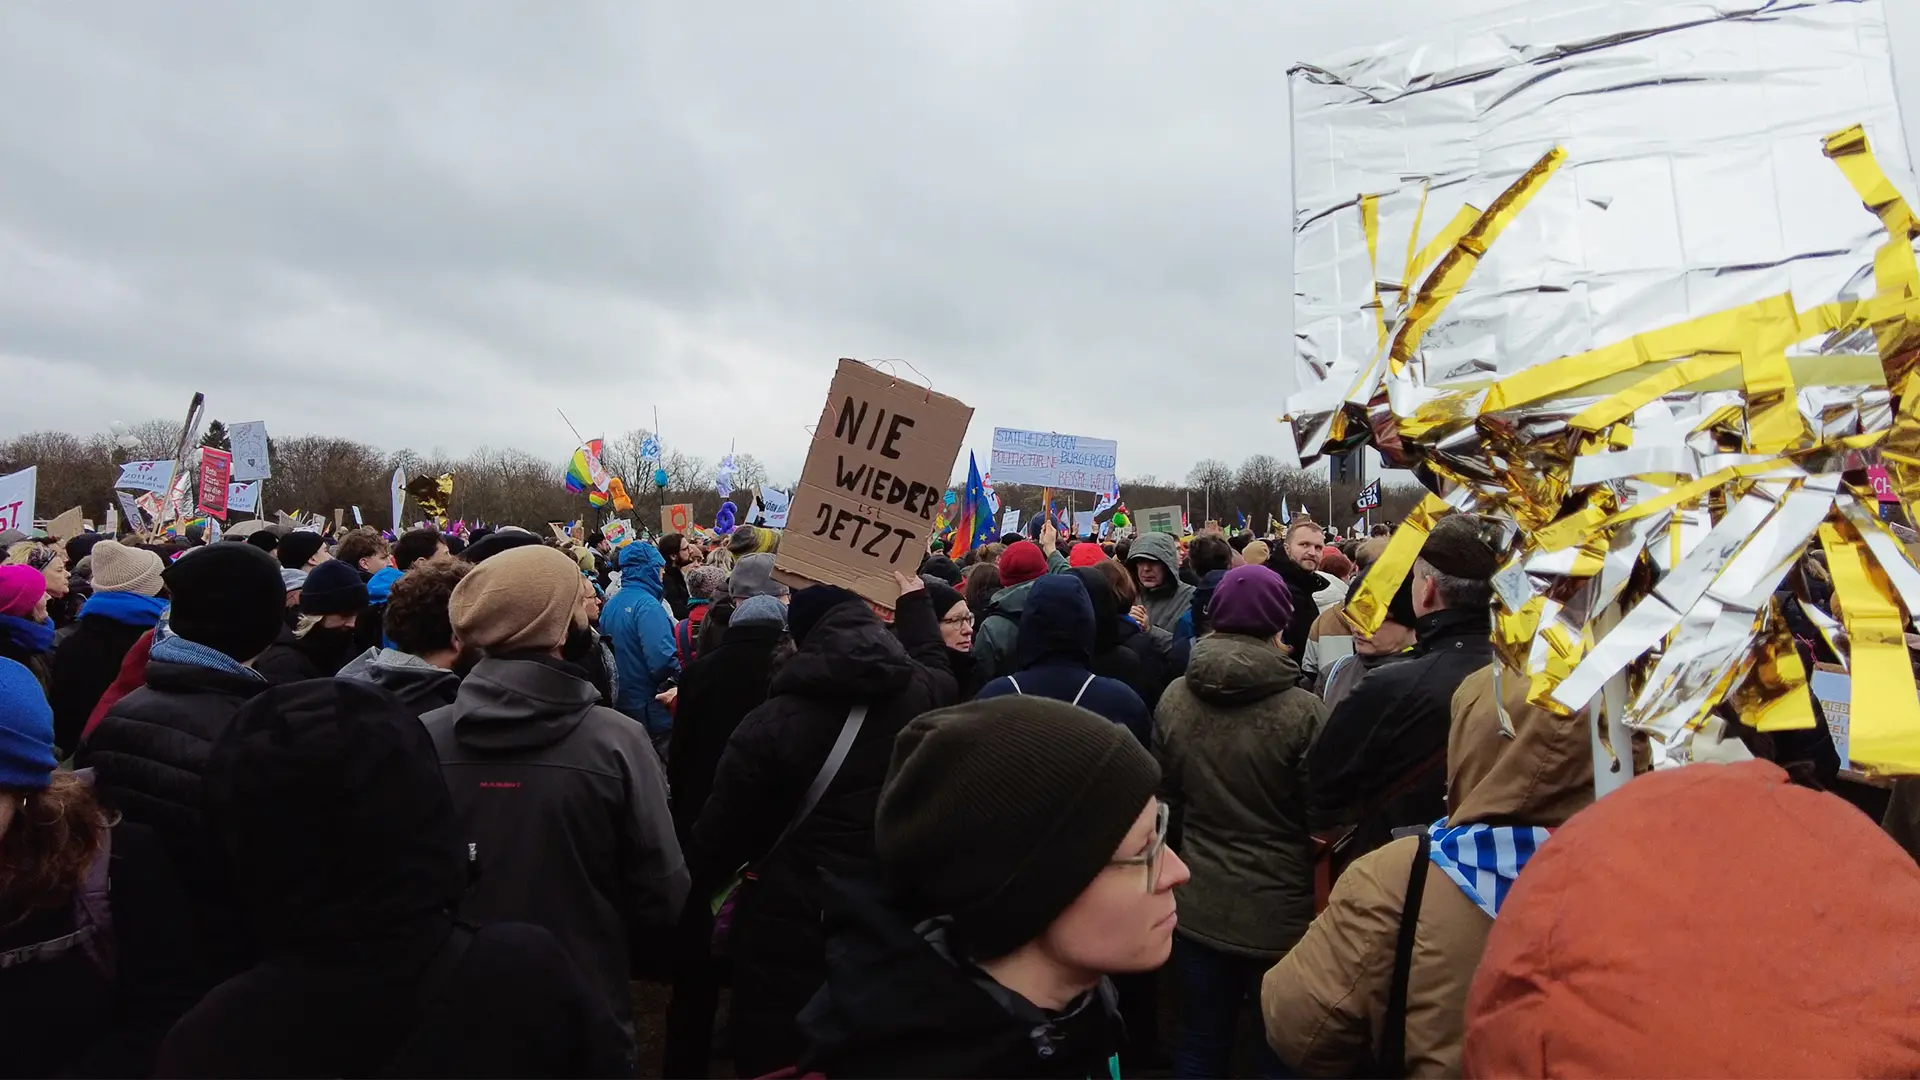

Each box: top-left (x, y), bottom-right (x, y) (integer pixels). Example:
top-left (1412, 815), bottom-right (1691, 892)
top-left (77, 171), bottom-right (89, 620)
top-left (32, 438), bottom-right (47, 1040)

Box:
top-left (796, 696), bottom-right (1187, 1079)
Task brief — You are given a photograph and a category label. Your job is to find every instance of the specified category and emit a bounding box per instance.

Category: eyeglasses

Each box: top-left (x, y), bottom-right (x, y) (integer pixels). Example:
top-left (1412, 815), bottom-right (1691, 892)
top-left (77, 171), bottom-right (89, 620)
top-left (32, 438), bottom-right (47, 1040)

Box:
top-left (940, 614), bottom-right (973, 627)
top-left (1108, 801), bottom-right (1170, 892)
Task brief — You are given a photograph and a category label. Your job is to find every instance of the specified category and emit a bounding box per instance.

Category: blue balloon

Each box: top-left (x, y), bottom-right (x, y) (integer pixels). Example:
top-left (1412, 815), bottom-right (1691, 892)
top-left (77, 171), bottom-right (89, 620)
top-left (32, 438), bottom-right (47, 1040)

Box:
top-left (653, 468), bottom-right (669, 489)
top-left (715, 501), bottom-right (738, 536)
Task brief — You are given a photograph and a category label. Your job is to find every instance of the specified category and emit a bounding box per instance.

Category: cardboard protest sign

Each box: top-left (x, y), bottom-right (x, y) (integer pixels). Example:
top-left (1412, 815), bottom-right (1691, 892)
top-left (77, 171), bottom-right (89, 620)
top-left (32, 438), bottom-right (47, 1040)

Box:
top-left (661, 504), bottom-right (694, 535)
top-left (43, 507), bottom-right (84, 543)
top-left (990, 428), bottom-right (1118, 494)
top-left (229, 421), bottom-right (271, 481)
top-left (198, 448), bottom-right (233, 521)
top-left (775, 359), bottom-right (973, 608)
top-left (137, 492), bottom-right (166, 528)
top-left (334, 509), bottom-right (345, 532)
top-left (1139, 505), bottom-right (1184, 535)
top-left (0, 467), bottom-right (33, 535)
top-left (115, 460), bottom-right (176, 494)
top-left (227, 482), bottom-right (261, 514)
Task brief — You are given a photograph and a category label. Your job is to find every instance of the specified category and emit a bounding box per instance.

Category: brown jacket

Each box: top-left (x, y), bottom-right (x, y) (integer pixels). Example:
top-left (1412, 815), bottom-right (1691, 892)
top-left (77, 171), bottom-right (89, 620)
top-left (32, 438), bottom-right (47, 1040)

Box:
top-left (1261, 663), bottom-right (1592, 1077)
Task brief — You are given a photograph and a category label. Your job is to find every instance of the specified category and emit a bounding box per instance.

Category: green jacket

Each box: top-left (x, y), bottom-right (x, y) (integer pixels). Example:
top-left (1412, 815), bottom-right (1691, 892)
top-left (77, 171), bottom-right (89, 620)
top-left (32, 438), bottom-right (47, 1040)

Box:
top-left (970, 549), bottom-right (1070, 686)
top-left (1154, 634), bottom-right (1326, 958)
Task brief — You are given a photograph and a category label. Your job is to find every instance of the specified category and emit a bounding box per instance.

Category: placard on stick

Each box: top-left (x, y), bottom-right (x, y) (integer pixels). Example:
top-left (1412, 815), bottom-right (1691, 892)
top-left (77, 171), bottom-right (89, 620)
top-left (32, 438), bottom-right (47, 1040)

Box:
top-left (661, 504), bottom-right (694, 535)
top-left (775, 359), bottom-right (973, 608)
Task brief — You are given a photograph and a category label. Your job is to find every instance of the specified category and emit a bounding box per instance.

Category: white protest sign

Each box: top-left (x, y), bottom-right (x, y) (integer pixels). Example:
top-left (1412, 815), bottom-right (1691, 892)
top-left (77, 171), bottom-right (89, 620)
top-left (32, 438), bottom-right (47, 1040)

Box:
top-left (390, 468), bottom-right (406, 532)
top-left (352, 506), bottom-right (364, 526)
top-left (117, 490), bottom-right (146, 532)
top-left (776, 360), bottom-right (974, 608)
top-left (757, 486), bottom-right (792, 529)
top-left (1000, 508), bottom-right (1021, 536)
top-left (989, 428), bottom-right (1118, 495)
top-left (1811, 663), bottom-right (1851, 771)
top-left (226, 482), bottom-right (261, 514)
top-left (0, 467), bottom-right (35, 534)
top-left (115, 460), bottom-right (177, 494)
top-left (229, 421), bottom-right (271, 481)
top-left (1072, 510), bottom-right (1096, 537)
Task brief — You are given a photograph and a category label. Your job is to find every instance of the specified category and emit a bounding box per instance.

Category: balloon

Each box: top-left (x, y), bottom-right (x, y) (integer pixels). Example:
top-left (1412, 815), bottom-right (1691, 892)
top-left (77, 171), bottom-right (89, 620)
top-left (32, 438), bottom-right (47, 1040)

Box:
top-left (109, 420), bottom-right (128, 436)
top-left (714, 501), bottom-right (738, 536)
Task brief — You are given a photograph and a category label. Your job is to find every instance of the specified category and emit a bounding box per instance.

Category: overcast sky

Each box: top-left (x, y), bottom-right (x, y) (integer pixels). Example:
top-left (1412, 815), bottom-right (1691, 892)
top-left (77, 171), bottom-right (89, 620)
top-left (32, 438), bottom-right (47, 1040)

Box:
top-left (2, 1), bottom-right (1917, 484)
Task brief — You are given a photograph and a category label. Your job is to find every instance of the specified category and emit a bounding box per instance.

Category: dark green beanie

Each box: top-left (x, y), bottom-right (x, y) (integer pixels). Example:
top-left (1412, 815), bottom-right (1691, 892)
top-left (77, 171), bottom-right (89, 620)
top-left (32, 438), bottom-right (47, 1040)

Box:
top-left (876, 697), bottom-right (1159, 960)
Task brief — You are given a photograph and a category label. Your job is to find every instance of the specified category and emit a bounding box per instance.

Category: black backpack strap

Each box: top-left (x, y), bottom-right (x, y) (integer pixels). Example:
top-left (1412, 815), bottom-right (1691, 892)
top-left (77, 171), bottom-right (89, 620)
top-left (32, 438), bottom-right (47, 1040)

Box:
top-left (1380, 833), bottom-right (1430, 1078)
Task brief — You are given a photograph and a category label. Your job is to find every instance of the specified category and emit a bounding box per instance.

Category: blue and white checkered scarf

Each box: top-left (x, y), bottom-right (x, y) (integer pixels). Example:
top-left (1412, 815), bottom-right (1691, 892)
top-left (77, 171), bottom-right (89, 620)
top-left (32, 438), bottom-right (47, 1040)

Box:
top-left (1426, 822), bottom-right (1552, 918)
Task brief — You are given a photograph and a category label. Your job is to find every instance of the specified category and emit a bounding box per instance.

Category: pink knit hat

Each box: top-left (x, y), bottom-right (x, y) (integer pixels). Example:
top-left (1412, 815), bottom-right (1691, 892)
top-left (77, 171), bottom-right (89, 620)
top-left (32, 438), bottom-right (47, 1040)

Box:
top-left (0, 565), bottom-right (47, 618)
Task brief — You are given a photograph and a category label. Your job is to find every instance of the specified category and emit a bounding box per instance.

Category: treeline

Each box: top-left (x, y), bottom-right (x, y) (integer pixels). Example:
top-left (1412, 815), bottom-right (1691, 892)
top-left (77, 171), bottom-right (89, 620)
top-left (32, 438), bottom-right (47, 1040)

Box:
top-left (2, 421), bottom-right (1426, 535)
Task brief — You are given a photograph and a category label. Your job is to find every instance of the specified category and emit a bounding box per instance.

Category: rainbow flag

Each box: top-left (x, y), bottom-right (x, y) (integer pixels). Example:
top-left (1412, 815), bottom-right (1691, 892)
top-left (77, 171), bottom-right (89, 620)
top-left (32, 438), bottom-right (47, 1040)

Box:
top-left (565, 439), bottom-right (611, 494)
top-left (949, 453), bottom-right (996, 559)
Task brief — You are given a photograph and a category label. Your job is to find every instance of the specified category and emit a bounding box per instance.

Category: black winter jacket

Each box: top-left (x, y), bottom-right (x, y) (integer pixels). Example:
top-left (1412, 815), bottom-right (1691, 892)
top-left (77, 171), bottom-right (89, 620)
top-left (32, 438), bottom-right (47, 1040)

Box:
top-left (668, 619), bottom-right (786, 845)
top-left (48, 613), bottom-right (150, 756)
top-left (1272, 555), bottom-right (1330, 659)
top-left (81, 659), bottom-right (272, 979)
top-left (250, 626), bottom-right (323, 686)
top-left (423, 653), bottom-right (689, 1035)
top-left (798, 875), bottom-right (1123, 1079)
top-left (688, 591), bottom-right (957, 1077)
top-left (0, 821), bottom-right (201, 1080)
top-left (1307, 607), bottom-right (1494, 860)
top-left (1070, 566), bottom-right (1169, 711)
top-left (159, 678), bottom-right (631, 1079)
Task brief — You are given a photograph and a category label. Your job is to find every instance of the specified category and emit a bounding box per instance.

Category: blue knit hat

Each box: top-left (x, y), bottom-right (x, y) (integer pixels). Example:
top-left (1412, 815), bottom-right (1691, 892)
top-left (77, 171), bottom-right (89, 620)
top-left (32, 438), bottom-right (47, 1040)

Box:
top-left (0, 657), bottom-right (56, 790)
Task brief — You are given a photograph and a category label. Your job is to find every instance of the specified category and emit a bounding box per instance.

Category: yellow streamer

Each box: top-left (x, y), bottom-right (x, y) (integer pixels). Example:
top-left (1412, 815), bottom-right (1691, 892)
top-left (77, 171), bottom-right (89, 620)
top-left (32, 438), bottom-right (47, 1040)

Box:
top-left (1360, 194), bottom-right (1388, 348)
top-left (1568, 353), bottom-right (1742, 432)
top-left (1343, 493), bottom-right (1451, 635)
top-left (1818, 522), bottom-right (1920, 772)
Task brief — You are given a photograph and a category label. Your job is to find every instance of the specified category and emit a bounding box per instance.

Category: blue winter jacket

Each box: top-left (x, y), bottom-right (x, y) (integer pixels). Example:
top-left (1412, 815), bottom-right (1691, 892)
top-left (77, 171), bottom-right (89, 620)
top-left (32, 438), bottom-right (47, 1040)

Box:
top-left (602, 542), bottom-right (680, 736)
top-left (976, 575), bottom-right (1151, 746)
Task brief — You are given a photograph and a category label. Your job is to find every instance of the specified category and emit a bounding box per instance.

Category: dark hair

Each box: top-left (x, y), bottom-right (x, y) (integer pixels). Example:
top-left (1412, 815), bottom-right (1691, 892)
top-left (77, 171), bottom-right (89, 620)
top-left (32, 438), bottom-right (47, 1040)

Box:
top-left (963, 562), bottom-right (1000, 615)
top-left (1114, 538), bottom-right (1132, 562)
top-left (443, 535), bottom-right (468, 557)
top-left (334, 528), bottom-right (388, 567)
top-left (585, 529), bottom-right (604, 548)
top-left (1190, 536), bottom-right (1234, 577)
top-left (391, 528), bottom-right (445, 571)
top-left (999, 533), bottom-right (1025, 547)
top-left (658, 533), bottom-right (684, 560)
top-left (385, 557), bottom-right (471, 656)
top-left (0, 772), bottom-right (115, 924)
top-left (695, 597), bottom-right (733, 655)
top-left (1370, 523), bottom-right (1393, 537)
top-left (1228, 533), bottom-right (1253, 553)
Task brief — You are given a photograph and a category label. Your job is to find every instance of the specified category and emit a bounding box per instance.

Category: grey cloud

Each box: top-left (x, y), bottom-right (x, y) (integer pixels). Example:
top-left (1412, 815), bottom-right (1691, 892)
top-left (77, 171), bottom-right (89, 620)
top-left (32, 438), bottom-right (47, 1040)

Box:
top-left (2, 0), bottom-right (1918, 484)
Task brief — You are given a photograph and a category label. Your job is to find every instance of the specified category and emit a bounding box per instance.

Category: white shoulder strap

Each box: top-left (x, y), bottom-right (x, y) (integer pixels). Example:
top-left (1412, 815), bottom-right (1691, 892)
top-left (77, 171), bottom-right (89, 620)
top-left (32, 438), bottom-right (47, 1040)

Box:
top-left (1008, 676), bottom-right (1024, 696)
top-left (1070, 673), bottom-right (1097, 708)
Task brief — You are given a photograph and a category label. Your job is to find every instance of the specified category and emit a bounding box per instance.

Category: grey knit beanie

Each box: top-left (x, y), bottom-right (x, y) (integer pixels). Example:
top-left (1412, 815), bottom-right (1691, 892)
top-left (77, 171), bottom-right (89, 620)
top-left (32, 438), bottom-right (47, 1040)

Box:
top-left (876, 696), bottom-right (1159, 960)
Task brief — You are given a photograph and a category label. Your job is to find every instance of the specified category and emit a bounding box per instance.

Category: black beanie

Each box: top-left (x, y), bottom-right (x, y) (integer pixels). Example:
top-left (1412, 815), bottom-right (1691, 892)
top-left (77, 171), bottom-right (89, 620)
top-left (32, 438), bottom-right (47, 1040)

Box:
top-left (245, 530), bottom-right (281, 555)
top-left (877, 697), bottom-right (1160, 960)
top-left (789, 584), bottom-right (862, 646)
top-left (277, 531), bottom-right (325, 570)
top-left (920, 576), bottom-right (965, 622)
top-left (299, 559), bottom-right (368, 616)
top-left (459, 529), bottom-right (543, 565)
top-left (164, 543), bottom-right (288, 662)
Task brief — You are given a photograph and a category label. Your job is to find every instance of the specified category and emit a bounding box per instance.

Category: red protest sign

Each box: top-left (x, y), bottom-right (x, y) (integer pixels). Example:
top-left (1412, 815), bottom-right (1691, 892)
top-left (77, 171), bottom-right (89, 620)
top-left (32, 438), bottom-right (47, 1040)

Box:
top-left (198, 448), bottom-right (233, 521)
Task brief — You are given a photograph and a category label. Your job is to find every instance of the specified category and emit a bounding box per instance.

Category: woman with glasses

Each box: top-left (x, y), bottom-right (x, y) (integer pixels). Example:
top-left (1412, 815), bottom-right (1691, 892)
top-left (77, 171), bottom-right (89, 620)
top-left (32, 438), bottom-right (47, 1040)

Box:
top-left (797, 696), bottom-right (1188, 1079)
top-left (918, 576), bottom-right (981, 699)
top-left (1155, 564), bottom-right (1329, 1079)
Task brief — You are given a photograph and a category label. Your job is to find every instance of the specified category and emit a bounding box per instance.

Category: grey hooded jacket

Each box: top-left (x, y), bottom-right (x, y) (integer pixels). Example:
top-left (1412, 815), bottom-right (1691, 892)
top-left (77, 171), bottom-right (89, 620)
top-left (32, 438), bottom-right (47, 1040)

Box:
top-left (422, 655), bottom-right (690, 1032)
top-left (1128, 532), bottom-right (1197, 638)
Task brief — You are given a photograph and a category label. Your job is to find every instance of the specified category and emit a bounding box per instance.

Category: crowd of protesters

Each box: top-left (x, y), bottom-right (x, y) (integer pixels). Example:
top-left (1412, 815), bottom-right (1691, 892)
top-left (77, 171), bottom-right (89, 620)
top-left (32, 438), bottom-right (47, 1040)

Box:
top-left (1, 505), bottom-right (1916, 1079)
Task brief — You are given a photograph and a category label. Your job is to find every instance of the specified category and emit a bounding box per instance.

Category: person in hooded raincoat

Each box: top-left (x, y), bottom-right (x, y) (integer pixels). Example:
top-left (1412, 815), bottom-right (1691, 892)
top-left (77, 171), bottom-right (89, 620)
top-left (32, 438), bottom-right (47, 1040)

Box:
top-left (601, 541), bottom-right (680, 753)
top-left (976, 575), bottom-right (1149, 746)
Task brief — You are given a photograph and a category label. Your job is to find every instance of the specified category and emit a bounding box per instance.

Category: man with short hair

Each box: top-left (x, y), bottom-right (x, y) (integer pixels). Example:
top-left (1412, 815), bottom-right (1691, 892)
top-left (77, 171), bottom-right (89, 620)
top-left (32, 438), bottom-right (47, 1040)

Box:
top-left (335, 528), bottom-right (400, 653)
top-left (391, 527), bottom-right (449, 571)
top-left (424, 545), bottom-right (688, 1067)
top-left (1273, 521), bottom-right (1330, 658)
top-left (338, 557), bottom-right (470, 715)
top-left (1301, 536), bottom-right (1388, 682)
top-left (1306, 514), bottom-right (1497, 862)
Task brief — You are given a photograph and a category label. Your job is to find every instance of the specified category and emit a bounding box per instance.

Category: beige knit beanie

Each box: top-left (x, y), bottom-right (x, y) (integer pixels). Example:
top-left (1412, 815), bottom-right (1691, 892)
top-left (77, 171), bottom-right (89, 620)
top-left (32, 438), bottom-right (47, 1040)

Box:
top-left (89, 541), bottom-right (166, 597)
top-left (448, 545), bottom-right (582, 654)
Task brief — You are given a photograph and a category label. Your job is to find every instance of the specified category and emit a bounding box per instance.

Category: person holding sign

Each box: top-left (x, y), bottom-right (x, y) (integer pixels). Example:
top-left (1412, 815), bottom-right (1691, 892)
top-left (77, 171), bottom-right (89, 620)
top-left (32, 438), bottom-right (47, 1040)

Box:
top-left (687, 573), bottom-right (956, 1077)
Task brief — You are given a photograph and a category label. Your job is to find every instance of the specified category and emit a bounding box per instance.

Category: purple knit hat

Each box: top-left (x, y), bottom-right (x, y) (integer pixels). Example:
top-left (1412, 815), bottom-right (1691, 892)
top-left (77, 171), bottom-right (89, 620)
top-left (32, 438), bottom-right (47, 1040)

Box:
top-left (0, 565), bottom-right (46, 618)
top-left (1209, 564), bottom-right (1294, 639)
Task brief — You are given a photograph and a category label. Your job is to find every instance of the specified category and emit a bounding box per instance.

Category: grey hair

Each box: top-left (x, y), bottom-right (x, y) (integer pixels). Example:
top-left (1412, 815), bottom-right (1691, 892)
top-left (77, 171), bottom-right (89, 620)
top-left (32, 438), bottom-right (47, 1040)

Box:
top-left (1413, 557), bottom-right (1493, 611)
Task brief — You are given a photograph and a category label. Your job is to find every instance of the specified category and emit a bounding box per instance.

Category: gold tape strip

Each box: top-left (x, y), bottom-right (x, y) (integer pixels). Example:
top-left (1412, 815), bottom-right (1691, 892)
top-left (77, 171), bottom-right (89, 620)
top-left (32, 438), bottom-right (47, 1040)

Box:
top-left (1405, 205), bottom-right (1480, 300)
top-left (1567, 353), bottom-right (1742, 432)
top-left (1742, 344), bottom-right (1808, 453)
top-left (1819, 522), bottom-right (1920, 773)
top-left (1386, 147), bottom-right (1566, 377)
top-left (1743, 605), bottom-right (1816, 734)
top-left (1400, 181), bottom-right (1432, 309)
top-left (1342, 492), bottom-right (1451, 635)
top-left (1360, 194), bottom-right (1388, 349)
